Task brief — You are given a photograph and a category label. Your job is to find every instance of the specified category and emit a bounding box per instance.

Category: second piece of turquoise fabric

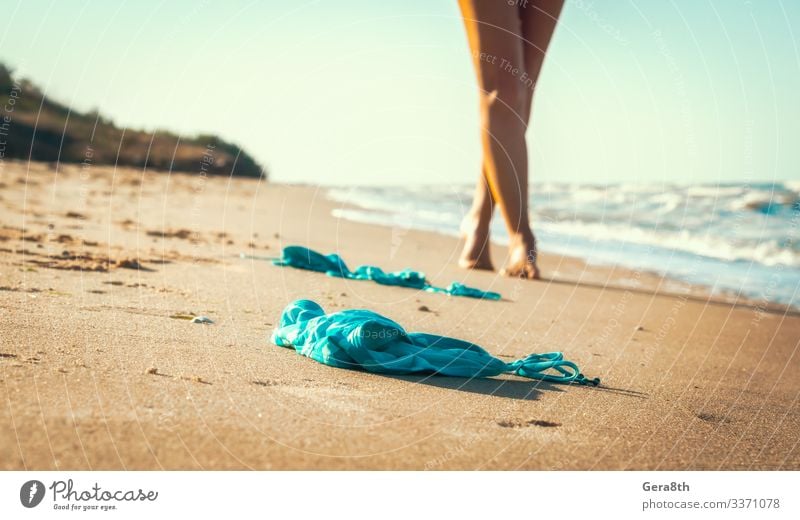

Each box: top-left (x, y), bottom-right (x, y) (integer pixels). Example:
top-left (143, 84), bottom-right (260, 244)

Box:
top-left (273, 246), bottom-right (501, 300)
top-left (271, 299), bottom-right (600, 386)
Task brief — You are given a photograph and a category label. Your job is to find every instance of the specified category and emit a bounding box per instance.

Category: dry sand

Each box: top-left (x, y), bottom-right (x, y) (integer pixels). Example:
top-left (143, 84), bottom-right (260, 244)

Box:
top-left (1, 161), bottom-right (798, 470)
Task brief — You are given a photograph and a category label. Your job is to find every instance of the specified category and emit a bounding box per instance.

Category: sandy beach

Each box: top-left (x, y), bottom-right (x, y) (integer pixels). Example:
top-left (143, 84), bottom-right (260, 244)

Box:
top-left (1, 160), bottom-right (798, 470)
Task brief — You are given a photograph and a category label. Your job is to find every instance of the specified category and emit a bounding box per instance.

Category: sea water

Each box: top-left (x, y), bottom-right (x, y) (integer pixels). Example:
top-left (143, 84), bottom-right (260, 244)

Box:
top-left (328, 182), bottom-right (800, 308)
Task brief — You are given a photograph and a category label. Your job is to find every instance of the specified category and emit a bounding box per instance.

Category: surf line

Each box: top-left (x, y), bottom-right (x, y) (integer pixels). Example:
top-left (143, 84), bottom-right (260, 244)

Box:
top-left (242, 245), bottom-right (502, 300)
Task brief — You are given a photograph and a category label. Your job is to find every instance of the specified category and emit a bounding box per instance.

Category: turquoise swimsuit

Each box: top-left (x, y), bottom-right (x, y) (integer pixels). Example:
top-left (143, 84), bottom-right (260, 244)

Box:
top-left (271, 246), bottom-right (501, 300)
top-left (271, 299), bottom-right (599, 386)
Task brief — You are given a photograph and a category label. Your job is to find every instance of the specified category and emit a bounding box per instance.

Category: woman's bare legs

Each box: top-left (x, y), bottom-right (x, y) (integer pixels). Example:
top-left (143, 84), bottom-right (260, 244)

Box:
top-left (458, 0), bottom-right (532, 277)
top-left (457, 0), bottom-right (563, 278)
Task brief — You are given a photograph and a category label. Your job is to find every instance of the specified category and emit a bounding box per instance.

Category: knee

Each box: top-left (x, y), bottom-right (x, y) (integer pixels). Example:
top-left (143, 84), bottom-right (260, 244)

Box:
top-left (479, 76), bottom-right (527, 127)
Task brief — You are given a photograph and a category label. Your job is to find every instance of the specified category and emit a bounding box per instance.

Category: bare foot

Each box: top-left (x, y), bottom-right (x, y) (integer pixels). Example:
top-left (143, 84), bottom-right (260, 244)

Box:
top-left (500, 231), bottom-right (540, 279)
top-left (458, 214), bottom-right (494, 271)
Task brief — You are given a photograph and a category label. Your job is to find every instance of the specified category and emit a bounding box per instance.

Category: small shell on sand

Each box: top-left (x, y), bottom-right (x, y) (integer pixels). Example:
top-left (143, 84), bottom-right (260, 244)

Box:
top-left (191, 316), bottom-right (214, 324)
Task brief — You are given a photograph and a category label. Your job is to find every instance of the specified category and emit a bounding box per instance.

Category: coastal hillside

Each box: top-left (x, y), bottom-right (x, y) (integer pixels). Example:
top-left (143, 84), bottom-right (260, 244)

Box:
top-left (0, 63), bottom-right (265, 178)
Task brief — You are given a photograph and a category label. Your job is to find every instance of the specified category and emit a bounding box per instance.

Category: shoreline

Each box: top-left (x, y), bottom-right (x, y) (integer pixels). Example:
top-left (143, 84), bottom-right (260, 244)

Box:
top-left (325, 184), bottom-right (796, 317)
top-left (1, 162), bottom-right (798, 470)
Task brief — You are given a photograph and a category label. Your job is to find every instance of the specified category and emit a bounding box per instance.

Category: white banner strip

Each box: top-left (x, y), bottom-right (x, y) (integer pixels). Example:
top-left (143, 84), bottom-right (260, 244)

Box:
top-left (1, 471), bottom-right (797, 518)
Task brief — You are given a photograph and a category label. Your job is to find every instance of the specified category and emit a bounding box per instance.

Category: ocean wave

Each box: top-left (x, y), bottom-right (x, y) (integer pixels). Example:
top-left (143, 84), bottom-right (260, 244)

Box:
top-left (538, 220), bottom-right (800, 267)
top-left (327, 182), bottom-right (800, 306)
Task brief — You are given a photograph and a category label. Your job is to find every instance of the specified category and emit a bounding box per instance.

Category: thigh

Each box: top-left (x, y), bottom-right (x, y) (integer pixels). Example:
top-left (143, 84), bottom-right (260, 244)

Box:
top-left (518, 0), bottom-right (563, 82)
top-left (517, 0), bottom-right (564, 122)
top-left (457, 0), bottom-right (526, 105)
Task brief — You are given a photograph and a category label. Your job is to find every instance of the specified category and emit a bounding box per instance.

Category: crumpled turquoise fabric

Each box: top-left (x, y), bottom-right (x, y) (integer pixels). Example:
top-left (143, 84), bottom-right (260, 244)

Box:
top-left (272, 246), bottom-right (501, 300)
top-left (271, 299), bottom-right (600, 385)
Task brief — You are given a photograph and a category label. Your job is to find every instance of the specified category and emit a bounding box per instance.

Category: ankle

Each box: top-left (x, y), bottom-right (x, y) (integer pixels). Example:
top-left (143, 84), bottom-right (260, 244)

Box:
top-left (462, 210), bottom-right (491, 234)
top-left (509, 228), bottom-right (535, 245)
top-left (509, 229), bottom-right (537, 261)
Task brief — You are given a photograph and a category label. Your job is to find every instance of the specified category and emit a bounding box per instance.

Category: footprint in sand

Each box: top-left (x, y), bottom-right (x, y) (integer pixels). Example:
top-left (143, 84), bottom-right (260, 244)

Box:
top-left (696, 412), bottom-right (731, 424)
top-left (496, 419), bottom-right (561, 428)
top-left (146, 229), bottom-right (193, 240)
top-left (145, 367), bottom-right (211, 385)
top-left (252, 380), bottom-right (280, 387)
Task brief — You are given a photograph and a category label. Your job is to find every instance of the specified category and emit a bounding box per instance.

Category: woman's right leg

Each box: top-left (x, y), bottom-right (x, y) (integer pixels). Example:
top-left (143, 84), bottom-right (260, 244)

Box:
top-left (457, 0), bottom-right (539, 278)
top-left (459, 167), bottom-right (494, 270)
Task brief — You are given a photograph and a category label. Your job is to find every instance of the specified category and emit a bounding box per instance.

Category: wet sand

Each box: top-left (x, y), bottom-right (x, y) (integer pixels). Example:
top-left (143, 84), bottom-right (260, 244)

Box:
top-left (1, 160), bottom-right (798, 469)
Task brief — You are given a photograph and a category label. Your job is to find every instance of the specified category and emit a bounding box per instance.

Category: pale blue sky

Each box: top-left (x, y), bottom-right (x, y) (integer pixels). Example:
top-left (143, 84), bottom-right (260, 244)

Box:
top-left (1, 0), bottom-right (798, 185)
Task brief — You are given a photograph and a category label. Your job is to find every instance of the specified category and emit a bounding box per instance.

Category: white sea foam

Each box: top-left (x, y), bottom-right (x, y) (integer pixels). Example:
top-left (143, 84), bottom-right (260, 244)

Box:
top-left (327, 182), bottom-right (800, 307)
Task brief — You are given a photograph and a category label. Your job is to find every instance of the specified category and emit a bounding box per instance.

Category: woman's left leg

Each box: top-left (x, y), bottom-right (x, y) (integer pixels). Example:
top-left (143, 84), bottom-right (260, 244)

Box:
top-left (519, 0), bottom-right (564, 125)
